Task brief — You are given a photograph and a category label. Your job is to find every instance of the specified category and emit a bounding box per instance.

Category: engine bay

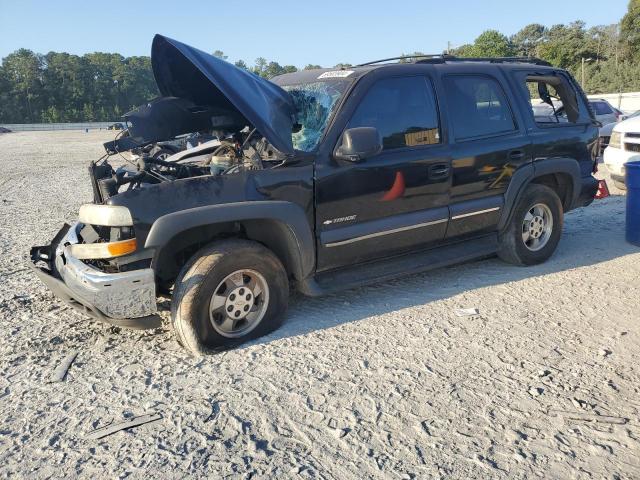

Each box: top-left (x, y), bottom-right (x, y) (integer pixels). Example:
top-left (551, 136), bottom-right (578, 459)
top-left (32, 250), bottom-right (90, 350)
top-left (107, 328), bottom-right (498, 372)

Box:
top-left (92, 127), bottom-right (286, 202)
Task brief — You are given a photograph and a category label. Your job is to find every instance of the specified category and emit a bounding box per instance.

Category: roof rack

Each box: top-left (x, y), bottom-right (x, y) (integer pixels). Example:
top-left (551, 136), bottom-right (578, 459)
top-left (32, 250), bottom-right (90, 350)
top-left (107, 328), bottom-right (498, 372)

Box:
top-left (356, 55), bottom-right (551, 67)
top-left (356, 54), bottom-right (449, 66)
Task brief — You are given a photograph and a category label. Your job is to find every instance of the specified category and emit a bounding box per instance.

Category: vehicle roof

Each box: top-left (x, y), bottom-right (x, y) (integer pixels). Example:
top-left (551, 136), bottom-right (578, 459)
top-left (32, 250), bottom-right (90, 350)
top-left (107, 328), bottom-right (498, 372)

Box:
top-left (273, 58), bottom-right (559, 85)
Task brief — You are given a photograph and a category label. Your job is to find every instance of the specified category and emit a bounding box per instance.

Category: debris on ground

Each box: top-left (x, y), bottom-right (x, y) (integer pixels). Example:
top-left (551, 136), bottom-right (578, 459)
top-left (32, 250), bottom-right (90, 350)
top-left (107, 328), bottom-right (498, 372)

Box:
top-left (86, 413), bottom-right (163, 440)
top-left (528, 386), bottom-right (544, 397)
top-left (550, 410), bottom-right (628, 425)
top-left (49, 351), bottom-right (78, 383)
top-left (454, 307), bottom-right (480, 317)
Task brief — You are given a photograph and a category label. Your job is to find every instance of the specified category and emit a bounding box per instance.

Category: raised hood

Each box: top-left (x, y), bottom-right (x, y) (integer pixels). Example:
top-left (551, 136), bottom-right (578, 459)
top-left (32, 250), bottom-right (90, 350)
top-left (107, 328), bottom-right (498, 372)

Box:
top-left (151, 34), bottom-right (295, 155)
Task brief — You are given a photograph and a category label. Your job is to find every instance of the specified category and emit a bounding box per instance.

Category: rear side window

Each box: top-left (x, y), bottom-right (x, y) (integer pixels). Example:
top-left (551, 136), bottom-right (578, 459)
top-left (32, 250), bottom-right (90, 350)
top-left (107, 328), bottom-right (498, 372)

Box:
top-left (524, 74), bottom-right (582, 125)
top-left (591, 101), bottom-right (613, 115)
top-left (443, 75), bottom-right (516, 140)
top-left (348, 76), bottom-right (440, 150)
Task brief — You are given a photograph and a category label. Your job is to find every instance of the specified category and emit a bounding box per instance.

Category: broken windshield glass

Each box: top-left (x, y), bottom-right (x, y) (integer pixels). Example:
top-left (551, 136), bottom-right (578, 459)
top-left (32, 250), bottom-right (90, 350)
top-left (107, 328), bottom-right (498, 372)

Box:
top-left (282, 80), bottom-right (350, 152)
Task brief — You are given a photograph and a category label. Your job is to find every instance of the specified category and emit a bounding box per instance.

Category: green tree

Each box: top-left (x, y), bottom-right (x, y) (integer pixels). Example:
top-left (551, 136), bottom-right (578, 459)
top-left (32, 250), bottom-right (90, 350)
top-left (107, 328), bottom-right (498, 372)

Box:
top-left (304, 64), bottom-right (322, 70)
top-left (212, 50), bottom-right (228, 60)
top-left (398, 51), bottom-right (426, 63)
top-left (537, 22), bottom-right (595, 68)
top-left (472, 30), bottom-right (514, 57)
top-left (2, 49), bottom-right (45, 122)
top-left (234, 59), bottom-right (248, 69)
top-left (621, 0), bottom-right (640, 60)
top-left (511, 24), bottom-right (546, 56)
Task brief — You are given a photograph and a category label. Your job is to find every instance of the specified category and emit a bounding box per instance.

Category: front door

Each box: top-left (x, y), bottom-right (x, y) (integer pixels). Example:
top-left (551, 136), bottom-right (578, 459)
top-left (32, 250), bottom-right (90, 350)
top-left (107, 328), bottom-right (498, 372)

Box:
top-left (315, 73), bottom-right (452, 271)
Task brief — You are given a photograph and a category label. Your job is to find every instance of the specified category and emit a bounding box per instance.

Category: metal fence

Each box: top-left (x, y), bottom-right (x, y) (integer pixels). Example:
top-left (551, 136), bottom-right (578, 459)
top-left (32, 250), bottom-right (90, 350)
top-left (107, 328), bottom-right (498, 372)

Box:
top-left (0, 122), bottom-right (120, 132)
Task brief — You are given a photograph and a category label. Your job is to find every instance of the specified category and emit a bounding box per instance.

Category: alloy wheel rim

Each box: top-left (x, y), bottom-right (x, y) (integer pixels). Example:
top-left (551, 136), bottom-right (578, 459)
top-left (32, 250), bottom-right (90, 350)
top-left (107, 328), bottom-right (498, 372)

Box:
top-left (522, 203), bottom-right (553, 252)
top-left (209, 269), bottom-right (269, 338)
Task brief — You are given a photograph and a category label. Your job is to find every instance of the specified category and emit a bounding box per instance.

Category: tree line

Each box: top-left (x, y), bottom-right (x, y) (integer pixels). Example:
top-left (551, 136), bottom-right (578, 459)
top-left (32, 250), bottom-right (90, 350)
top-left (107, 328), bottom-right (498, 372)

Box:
top-left (1, 0), bottom-right (638, 124)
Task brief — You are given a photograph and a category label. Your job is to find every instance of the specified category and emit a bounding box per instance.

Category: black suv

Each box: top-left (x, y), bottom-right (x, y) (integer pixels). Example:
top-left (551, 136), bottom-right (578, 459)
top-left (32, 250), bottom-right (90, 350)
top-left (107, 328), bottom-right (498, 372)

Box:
top-left (30, 35), bottom-right (600, 354)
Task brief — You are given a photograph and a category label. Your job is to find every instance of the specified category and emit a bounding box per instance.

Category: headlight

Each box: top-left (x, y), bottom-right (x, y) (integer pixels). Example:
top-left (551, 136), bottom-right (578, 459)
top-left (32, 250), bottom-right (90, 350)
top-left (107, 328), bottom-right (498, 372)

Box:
top-left (69, 238), bottom-right (137, 260)
top-left (78, 204), bottom-right (133, 226)
top-left (609, 131), bottom-right (622, 149)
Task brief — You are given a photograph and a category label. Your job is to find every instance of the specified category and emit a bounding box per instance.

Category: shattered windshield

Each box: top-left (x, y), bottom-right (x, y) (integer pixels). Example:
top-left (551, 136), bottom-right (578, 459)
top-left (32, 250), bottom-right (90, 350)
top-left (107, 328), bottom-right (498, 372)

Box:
top-left (282, 80), bottom-right (351, 152)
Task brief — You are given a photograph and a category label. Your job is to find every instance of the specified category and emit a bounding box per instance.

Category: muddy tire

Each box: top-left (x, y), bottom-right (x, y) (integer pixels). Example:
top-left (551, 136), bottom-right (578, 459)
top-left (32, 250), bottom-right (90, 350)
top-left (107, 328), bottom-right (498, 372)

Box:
top-left (171, 239), bottom-right (289, 355)
top-left (498, 184), bottom-right (563, 266)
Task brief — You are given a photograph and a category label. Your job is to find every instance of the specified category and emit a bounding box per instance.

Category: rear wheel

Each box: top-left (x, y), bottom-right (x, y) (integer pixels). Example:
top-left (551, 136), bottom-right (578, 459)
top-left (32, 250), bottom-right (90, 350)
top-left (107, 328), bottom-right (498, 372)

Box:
top-left (498, 184), bottom-right (563, 266)
top-left (171, 239), bottom-right (289, 355)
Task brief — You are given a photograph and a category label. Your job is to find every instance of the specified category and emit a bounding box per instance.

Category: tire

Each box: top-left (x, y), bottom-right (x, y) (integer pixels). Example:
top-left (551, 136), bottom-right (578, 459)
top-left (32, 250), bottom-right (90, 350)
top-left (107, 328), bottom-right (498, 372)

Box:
top-left (151, 147), bottom-right (174, 161)
top-left (171, 239), bottom-right (289, 355)
top-left (498, 184), bottom-right (563, 266)
top-left (614, 179), bottom-right (626, 190)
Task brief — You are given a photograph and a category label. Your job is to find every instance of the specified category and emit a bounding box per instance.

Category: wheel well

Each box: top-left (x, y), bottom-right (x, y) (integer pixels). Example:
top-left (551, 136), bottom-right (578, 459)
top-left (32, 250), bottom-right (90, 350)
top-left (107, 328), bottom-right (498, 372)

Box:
top-left (530, 173), bottom-right (573, 211)
top-left (153, 220), bottom-right (300, 289)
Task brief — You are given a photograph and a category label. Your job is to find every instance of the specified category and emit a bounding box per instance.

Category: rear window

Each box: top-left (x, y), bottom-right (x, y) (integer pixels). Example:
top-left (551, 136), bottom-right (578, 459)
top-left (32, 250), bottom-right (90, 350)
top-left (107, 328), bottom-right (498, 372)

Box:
top-left (443, 75), bottom-right (516, 140)
top-left (591, 101), bottom-right (613, 115)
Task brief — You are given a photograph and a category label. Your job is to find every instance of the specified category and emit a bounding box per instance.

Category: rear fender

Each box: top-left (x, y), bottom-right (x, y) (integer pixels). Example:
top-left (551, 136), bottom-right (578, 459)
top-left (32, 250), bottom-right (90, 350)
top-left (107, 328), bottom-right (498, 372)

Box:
top-left (498, 157), bottom-right (581, 231)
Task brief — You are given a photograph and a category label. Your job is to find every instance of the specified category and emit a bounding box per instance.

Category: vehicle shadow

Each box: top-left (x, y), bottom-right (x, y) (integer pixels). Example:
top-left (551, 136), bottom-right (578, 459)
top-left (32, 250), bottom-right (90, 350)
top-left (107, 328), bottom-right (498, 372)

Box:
top-left (246, 195), bottom-right (636, 348)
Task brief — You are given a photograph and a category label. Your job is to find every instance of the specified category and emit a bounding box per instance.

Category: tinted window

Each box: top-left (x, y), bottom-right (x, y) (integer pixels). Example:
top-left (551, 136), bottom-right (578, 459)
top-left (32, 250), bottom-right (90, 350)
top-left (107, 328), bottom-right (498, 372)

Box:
top-left (444, 75), bottom-right (516, 139)
top-left (348, 76), bottom-right (440, 150)
top-left (591, 101), bottom-right (613, 115)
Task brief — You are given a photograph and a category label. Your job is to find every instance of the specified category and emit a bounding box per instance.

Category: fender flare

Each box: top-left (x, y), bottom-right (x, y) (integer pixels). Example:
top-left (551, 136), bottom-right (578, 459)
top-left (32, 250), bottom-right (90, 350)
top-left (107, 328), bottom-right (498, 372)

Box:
top-left (498, 157), bottom-right (581, 230)
top-left (145, 201), bottom-right (315, 280)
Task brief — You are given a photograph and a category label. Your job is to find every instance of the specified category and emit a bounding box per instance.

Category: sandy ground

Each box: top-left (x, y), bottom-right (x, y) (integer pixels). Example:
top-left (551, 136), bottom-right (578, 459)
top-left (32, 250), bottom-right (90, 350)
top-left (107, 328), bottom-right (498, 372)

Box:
top-left (0, 130), bottom-right (639, 479)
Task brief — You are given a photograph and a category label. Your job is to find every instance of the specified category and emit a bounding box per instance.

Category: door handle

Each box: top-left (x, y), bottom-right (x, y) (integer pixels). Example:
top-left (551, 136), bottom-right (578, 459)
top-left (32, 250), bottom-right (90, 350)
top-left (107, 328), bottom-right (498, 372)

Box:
top-left (429, 163), bottom-right (450, 178)
top-left (508, 150), bottom-right (525, 160)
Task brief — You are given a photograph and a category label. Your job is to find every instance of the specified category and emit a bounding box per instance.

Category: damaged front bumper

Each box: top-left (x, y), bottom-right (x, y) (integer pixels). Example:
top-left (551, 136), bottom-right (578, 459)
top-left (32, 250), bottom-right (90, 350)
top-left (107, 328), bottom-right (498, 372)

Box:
top-left (29, 223), bottom-right (161, 329)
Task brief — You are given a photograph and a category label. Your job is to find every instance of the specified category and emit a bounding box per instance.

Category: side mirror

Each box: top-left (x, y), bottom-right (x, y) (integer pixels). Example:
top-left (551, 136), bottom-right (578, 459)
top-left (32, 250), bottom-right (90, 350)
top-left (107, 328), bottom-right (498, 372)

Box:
top-left (334, 127), bottom-right (383, 163)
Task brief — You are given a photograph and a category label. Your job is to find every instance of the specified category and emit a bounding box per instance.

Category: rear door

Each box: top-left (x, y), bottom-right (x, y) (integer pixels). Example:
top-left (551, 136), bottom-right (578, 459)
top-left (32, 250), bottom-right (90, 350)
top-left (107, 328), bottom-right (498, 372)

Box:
top-left (315, 68), bottom-right (452, 271)
top-left (439, 70), bottom-right (531, 239)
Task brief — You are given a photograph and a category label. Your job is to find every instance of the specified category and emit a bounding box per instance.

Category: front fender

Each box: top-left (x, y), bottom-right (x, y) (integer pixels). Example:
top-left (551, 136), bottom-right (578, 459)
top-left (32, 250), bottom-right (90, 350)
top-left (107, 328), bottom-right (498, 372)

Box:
top-left (145, 201), bottom-right (315, 280)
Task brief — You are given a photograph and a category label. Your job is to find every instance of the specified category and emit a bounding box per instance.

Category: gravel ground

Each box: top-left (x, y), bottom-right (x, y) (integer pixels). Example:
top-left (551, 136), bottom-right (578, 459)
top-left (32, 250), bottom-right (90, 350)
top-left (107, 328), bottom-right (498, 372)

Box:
top-left (1, 130), bottom-right (639, 479)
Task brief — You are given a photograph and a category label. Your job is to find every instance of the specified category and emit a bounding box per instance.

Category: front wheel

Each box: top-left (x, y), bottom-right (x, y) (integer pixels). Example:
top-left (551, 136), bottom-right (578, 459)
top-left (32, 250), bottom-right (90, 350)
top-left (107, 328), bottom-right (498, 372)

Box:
top-left (498, 184), bottom-right (563, 266)
top-left (171, 239), bottom-right (289, 355)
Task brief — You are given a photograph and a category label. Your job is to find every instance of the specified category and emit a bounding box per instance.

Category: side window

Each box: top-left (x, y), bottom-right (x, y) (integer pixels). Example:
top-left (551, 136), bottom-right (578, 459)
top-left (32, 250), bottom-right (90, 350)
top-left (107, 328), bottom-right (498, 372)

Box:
top-left (443, 75), bottom-right (516, 140)
top-left (524, 74), bottom-right (582, 125)
top-left (348, 76), bottom-right (440, 150)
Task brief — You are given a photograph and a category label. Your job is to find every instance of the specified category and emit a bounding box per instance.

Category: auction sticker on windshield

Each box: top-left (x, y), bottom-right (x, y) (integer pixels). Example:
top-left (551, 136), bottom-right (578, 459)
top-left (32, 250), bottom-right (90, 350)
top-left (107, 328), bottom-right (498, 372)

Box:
top-left (318, 70), bottom-right (354, 79)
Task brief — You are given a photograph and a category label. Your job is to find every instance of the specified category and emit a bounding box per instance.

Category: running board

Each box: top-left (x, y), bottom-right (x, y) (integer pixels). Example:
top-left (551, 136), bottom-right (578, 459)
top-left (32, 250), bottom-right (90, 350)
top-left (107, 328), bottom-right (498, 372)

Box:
top-left (300, 234), bottom-right (498, 296)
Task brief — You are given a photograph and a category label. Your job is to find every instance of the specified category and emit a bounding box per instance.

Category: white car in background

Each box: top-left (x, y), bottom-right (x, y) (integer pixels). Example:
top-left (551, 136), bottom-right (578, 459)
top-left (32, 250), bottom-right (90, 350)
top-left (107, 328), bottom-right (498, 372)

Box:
top-left (603, 115), bottom-right (640, 189)
top-left (532, 99), bottom-right (622, 127)
top-left (598, 110), bottom-right (640, 155)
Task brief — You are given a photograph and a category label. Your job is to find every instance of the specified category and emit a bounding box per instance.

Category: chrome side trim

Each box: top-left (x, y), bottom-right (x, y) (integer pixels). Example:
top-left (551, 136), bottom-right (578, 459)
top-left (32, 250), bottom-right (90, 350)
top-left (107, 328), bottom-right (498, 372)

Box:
top-left (451, 207), bottom-right (500, 220)
top-left (325, 218), bottom-right (448, 247)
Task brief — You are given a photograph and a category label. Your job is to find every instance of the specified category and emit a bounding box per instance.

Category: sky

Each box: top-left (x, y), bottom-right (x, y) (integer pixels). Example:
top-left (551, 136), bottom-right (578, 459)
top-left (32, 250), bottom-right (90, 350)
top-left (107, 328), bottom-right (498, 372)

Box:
top-left (0, 0), bottom-right (630, 67)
